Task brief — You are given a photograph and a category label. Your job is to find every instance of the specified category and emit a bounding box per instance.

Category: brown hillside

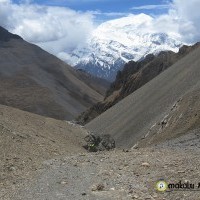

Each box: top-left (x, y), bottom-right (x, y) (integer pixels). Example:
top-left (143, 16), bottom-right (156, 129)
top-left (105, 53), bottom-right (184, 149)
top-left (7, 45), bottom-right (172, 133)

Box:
top-left (0, 26), bottom-right (106, 120)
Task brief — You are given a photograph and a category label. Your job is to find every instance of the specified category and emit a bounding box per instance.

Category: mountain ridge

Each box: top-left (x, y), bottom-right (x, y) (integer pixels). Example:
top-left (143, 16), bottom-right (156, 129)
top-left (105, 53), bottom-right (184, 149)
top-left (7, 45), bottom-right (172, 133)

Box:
top-left (0, 26), bottom-right (22, 42)
top-left (77, 43), bottom-right (200, 125)
top-left (86, 44), bottom-right (200, 148)
top-left (0, 26), bottom-right (107, 120)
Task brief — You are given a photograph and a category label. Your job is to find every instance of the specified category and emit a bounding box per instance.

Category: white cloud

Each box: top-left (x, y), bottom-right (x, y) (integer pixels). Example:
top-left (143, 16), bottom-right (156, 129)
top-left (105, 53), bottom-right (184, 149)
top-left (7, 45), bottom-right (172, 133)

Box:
top-left (0, 0), bottom-right (95, 57)
top-left (130, 0), bottom-right (200, 43)
top-left (131, 4), bottom-right (170, 10)
top-left (0, 0), bottom-right (10, 2)
top-left (171, 0), bottom-right (200, 43)
top-left (0, 0), bottom-right (200, 63)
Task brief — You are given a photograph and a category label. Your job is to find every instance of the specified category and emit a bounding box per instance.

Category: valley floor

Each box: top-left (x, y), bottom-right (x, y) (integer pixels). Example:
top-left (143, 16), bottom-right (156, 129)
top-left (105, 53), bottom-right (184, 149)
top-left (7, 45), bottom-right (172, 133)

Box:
top-left (2, 129), bottom-right (200, 200)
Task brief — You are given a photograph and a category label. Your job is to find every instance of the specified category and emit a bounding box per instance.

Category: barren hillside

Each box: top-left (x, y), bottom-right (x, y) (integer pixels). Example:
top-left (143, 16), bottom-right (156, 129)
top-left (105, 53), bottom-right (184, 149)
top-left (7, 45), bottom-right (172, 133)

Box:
top-left (1, 47), bottom-right (200, 199)
top-left (86, 45), bottom-right (200, 148)
top-left (0, 26), bottom-right (106, 120)
top-left (77, 43), bottom-right (199, 125)
top-left (0, 104), bottom-right (87, 198)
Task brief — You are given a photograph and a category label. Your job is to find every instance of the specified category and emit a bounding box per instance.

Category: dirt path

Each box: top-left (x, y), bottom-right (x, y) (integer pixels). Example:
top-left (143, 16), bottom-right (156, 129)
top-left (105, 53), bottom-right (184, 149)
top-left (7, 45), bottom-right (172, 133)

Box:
top-left (5, 133), bottom-right (200, 200)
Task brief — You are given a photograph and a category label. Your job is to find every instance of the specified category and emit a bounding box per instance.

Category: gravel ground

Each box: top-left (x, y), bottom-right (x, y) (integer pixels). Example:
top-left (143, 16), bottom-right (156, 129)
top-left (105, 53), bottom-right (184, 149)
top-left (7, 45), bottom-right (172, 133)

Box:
top-left (0, 105), bottom-right (87, 200)
top-left (1, 94), bottom-right (200, 200)
top-left (4, 131), bottom-right (200, 200)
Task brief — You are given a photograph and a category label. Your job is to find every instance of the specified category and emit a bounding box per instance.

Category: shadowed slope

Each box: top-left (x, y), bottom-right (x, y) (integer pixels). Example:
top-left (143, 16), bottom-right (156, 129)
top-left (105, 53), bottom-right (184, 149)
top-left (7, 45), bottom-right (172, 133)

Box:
top-left (0, 26), bottom-right (104, 120)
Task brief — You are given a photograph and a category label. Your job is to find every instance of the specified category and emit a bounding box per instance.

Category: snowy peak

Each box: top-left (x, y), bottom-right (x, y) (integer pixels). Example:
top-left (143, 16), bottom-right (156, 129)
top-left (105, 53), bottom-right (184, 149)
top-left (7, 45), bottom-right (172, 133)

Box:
top-left (68, 14), bottom-right (183, 81)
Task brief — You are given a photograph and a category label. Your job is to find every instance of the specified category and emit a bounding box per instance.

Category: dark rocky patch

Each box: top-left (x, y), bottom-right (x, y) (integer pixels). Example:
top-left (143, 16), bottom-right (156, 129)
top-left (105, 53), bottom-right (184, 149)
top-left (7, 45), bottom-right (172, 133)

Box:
top-left (84, 134), bottom-right (115, 152)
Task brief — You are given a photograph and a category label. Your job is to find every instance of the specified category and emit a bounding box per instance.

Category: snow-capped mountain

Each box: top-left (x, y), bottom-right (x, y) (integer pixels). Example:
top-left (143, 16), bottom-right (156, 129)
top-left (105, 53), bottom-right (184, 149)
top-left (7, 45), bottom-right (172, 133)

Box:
top-left (68, 14), bottom-right (183, 81)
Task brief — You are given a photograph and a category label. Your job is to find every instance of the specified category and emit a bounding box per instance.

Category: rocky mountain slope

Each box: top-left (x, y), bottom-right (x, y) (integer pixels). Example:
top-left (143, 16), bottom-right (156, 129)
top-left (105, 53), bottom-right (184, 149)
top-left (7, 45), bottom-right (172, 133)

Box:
top-left (77, 43), bottom-right (200, 125)
top-left (0, 104), bottom-right (88, 198)
top-left (68, 14), bottom-right (183, 80)
top-left (0, 26), bottom-right (107, 120)
top-left (86, 45), bottom-right (200, 148)
top-left (137, 88), bottom-right (200, 148)
top-left (1, 43), bottom-right (200, 200)
top-left (75, 69), bottom-right (110, 96)
top-left (1, 103), bottom-right (199, 200)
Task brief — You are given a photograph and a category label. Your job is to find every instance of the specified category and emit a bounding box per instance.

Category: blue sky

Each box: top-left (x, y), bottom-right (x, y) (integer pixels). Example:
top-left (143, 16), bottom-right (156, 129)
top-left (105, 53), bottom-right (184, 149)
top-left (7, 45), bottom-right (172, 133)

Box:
top-left (13, 0), bottom-right (171, 20)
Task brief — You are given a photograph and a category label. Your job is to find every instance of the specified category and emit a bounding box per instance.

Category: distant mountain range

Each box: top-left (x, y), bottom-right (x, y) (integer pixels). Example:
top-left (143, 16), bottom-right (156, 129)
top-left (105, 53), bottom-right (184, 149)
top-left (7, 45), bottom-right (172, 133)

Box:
top-left (67, 14), bottom-right (183, 81)
top-left (0, 26), bottom-right (109, 120)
